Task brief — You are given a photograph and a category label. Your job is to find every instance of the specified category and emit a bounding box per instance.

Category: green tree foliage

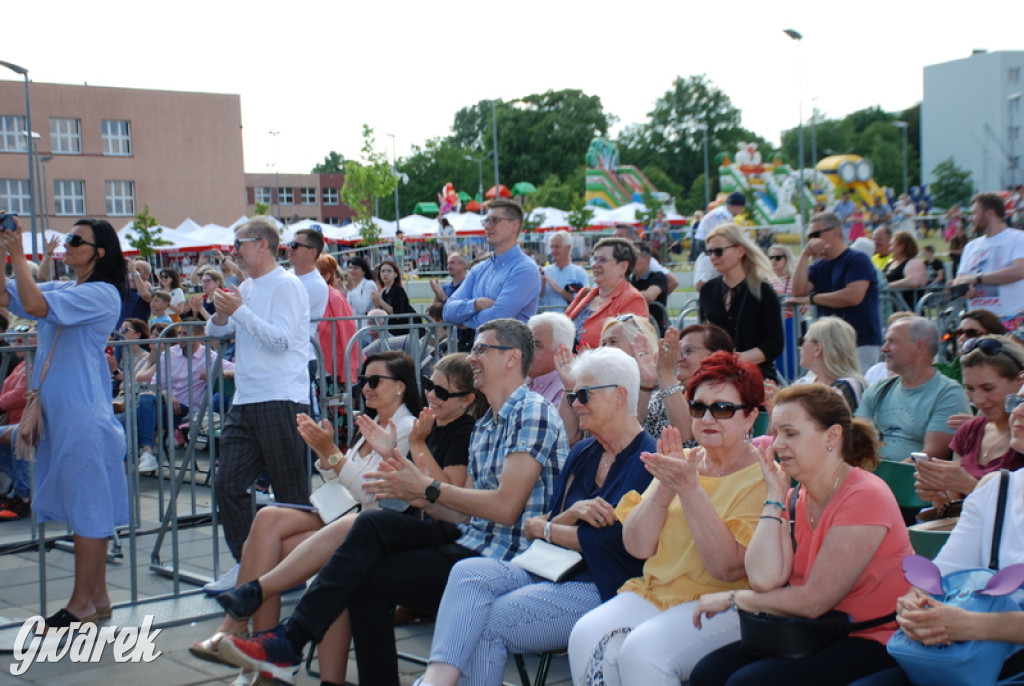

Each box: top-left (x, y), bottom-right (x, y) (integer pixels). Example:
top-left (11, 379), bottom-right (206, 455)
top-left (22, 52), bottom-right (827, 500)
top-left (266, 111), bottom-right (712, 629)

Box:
top-left (379, 138), bottom-right (480, 220)
top-left (930, 157), bottom-right (974, 209)
top-left (126, 204), bottom-right (170, 258)
top-left (566, 200), bottom-right (595, 231)
top-left (341, 126), bottom-right (399, 246)
top-left (253, 202), bottom-right (270, 216)
top-left (450, 89), bottom-right (609, 188)
top-left (312, 151), bottom-right (346, 174)
top-left (532, 167), bottom-right (586, 210)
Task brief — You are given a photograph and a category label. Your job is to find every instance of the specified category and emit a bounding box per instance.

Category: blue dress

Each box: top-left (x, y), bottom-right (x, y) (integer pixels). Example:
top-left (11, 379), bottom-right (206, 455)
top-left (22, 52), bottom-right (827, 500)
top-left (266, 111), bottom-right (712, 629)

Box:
top-left (9, 280), bottom-right (128, 538)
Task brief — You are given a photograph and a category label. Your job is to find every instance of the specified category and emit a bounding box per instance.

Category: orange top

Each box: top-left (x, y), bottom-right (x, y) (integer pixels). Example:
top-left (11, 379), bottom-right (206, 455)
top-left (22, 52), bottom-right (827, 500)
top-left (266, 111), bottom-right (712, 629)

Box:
top-left (564, 279), bottom-right (648, 350)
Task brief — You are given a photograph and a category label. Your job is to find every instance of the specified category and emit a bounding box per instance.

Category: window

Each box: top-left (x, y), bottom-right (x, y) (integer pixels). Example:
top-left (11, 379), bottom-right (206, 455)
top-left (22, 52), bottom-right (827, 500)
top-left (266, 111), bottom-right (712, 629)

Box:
top-left (255, 187), bottom-right (272, 204)
top-left (324, 217), bottom-right (341, 225)
top-left (0, 116), bottom-right (28, 152)
top-left (53, 180), bottom-right (86, 216)
top-left (50, 118), bottom-right (82, 154)
top-left (101, 119), bottom-right (132, 156)
top-left (105, 181), bottom-right (135, 216)
top-left (1009, 67), bottom-right (1021, 83)
top-left (301, 187), bottom-right (317, 205)
top-left (0, 179), bottom-right (32, 214)
top-left (323, 187), bottom-right (339, 205)
top-left (278, 187), bottom-right (294, 205)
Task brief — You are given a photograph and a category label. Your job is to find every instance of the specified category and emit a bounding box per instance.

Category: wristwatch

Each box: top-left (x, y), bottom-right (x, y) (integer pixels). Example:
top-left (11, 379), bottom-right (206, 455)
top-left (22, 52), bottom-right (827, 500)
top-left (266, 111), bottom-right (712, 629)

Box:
top-left (976, 273), bottom-right (984, 285)
top-left (425, 479), bottom-right (442, 504)
top-left (326, 452), bottom-right (344, 467)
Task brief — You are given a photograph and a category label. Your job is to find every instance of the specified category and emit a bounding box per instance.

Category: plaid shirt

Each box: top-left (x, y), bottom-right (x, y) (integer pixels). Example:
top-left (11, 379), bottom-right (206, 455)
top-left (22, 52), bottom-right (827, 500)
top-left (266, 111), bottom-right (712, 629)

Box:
top-left (456, 384), bottom-right (568, 560)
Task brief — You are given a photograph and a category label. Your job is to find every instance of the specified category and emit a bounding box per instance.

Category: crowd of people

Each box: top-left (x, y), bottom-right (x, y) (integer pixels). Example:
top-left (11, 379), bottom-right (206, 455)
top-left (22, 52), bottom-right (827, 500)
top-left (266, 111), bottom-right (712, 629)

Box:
top-left (0, 188), bottom-right (1022, 686)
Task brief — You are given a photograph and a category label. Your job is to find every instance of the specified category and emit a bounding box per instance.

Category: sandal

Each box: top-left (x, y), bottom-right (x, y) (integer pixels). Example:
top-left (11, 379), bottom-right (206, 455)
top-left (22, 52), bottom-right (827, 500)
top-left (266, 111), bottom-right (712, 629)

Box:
top-left (189, 629), bottom-right (245, 665)
top-left (96, 606), bottom-right (113, 620)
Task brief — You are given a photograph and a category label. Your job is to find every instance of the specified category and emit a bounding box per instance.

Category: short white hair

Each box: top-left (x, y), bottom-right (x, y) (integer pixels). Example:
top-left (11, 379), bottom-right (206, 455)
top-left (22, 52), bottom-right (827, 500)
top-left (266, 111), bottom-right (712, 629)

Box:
top-left (571, 347), bottom-right (639, 415)
top-left (549, 230), bottom-right (572, 247)
top-left (529, 312), bottom-right (575, 350)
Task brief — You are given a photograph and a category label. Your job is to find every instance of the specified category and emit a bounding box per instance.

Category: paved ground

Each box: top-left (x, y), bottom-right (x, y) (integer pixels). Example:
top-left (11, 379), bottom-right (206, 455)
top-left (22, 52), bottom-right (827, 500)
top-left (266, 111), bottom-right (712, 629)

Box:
top-left (0, 457), bottom-right (572, 685)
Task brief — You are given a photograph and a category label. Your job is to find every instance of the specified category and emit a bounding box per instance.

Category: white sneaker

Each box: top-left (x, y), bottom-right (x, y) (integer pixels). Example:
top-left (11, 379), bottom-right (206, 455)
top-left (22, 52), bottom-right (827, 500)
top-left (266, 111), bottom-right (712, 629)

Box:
top-left (203, 562), bottom-right (240, 595)
top-left (137, 450), bottom-right (159, 474)
top-left (230, 668), bottom-right (258, 685)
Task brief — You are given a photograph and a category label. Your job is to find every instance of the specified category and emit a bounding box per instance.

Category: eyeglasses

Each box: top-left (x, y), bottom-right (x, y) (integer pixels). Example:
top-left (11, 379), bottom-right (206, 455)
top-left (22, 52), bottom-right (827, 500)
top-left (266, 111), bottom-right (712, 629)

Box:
top-left (797, 337), bottom-right (818, 346)
top-left (590, 255), bottom-right (616, 265)
top-left (680, 345), bottom-right (707, 358)
top-left (64, 233), bottom-right (99, 248)
top-left (1005, 394), bottom-right (1024, 413)
top-left (120, 327), bottom-right (137, 335)
top-left (705, 245), bottom-right (738, 258)
top-left (358, 374), bottom-right (398, 389)
top-left (422, 378), bottom-right (472, 401)
top-left (954, 328), bottom-right (984, 339)
top-left (233, 237), bottom-right (260, 251)
top-left (481, 215), bottom-right (512, 227)
top-left (566, 384), bottom-right (619, 406)
top-left (769, 255), bottom-right (787, 261)
top-left (469, 343), bottom-right (514, 357)
top-left (688, 400), bottom-right (750, 419)
top-left (288, 241), bottom-right (314, 251)
top-left (807, 226), bottom-right (836, 240)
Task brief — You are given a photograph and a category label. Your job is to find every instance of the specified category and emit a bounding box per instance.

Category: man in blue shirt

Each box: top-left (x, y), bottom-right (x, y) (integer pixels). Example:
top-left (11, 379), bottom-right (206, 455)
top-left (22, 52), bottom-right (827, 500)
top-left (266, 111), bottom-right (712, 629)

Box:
top-left (429, 252), bottom-right (468, 303)
top-left (539, 230), bottom-right (589, 313)
top-left (832, 190), bottom-right (857, 242)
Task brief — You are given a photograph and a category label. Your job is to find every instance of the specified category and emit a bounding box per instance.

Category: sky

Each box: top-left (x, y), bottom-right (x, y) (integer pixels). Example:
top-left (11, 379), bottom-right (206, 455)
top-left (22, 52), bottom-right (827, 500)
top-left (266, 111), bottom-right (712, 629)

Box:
top-left (3, 0), bottom-right (1020, 180)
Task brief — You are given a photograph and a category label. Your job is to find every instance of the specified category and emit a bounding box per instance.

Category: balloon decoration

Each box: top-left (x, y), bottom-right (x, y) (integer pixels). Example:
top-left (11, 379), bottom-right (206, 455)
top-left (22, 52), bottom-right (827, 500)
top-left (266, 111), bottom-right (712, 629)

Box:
top-left (438, 182), bottom-right (461, 216)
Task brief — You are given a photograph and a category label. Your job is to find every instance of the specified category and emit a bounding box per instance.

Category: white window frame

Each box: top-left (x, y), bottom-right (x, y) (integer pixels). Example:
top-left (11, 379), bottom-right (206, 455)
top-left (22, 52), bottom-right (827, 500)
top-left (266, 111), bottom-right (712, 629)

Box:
top-left (0, 179), bottom-right (32, 215)
top-left (105, 180), bottom-right (135, 216)
top-left (323, 188), bottom-right (340, 205)
top-left (0, 116), bottom-right (28, 153)
top-left (53, 180), bottom-right (86, 216)
top-left (301, 187), bottom-right (317, 205)
top-left (50, 118), bottom-right (82, 155)
top-left (101, 119), bottom-right (132, 156)
top-left (255, 187), bottom-right (272, 204)
top-left (278, 187), bottom-right (294, 205)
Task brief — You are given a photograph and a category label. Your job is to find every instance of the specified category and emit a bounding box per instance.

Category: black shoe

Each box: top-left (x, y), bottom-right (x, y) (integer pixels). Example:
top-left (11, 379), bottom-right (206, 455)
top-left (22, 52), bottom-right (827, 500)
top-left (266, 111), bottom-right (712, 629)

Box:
top-left (217, 580), bottom-right (263, 621)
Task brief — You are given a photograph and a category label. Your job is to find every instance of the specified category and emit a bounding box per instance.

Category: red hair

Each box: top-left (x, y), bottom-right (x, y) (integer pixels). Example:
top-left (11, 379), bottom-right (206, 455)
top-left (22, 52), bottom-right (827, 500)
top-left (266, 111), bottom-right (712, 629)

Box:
top-left (686, 350), bottom-right (764, 409)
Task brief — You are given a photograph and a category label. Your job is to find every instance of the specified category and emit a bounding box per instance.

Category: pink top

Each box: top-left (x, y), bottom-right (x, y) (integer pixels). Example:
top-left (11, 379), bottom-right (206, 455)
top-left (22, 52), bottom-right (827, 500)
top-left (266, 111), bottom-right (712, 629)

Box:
top-left (789, 468), bottom-right (913, 644)
top-left (949, 416), bottom-right (1024, 478)
top-left (319, 286), bottom-right (360, 384)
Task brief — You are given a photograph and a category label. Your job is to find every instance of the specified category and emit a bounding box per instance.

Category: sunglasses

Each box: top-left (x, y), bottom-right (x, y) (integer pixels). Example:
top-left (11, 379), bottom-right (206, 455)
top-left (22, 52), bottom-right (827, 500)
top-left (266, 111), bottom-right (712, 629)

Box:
top-left (65, 234), bottom-right (99, 248)
top-left (358, 374), bottom-right (398, 389)
top-left (807, 226), bottom-right (835, 240)
top-left (954, 328), bottom-right (983, 339)
top-left (422, 378), bottom-right (472, 401)
top-left (566, 384), bottom-right (619, 406)
top-left (288, 241), bottom-right (313, 250)
top-left (233, 237), bottom-right (260, 251)
top-left (797, 336), bottom-right (818, 346)
top-left (769, 255), bottom-right (786, 261)
top-left (1005, 394), bottom-right (1024, 413)
top-left (962, 337), bottom-right (1008, 356)
top-left (705, 245), bottom-right (738, 258)
top-left (688, 400), bottom-right (750, 419)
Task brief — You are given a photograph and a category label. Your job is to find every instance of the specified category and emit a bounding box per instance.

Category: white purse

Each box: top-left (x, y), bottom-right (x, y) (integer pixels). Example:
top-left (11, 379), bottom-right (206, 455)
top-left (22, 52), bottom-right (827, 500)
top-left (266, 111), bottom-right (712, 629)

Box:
top-left (309, 480), bottom-right (359, 524)
top-left (510, 539), bottom-right (585, 582)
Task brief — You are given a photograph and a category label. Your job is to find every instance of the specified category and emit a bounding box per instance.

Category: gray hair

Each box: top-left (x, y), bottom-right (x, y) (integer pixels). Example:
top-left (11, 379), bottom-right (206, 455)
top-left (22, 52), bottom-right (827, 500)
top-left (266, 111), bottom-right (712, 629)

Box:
top-left (237, 216), bottom-right (280, 251)
top-left (901, 316), bottom-right (940, 357)
top-left (529, 312), bottom-right (575, 350)
top-left (571, 346), bottom-right (640, 415)
top-left (549, 230), bottom-right (572, 248)
top-left (477, 318), bottom-right (534, 378)
top-left (810, 212), bottom-right (842, 232)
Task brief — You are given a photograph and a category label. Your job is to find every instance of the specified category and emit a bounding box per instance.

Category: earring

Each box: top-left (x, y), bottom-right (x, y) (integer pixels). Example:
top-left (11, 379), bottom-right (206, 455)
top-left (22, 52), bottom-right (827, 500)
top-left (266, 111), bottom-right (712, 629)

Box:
top-left (827, 446), bottom-right (833, 452)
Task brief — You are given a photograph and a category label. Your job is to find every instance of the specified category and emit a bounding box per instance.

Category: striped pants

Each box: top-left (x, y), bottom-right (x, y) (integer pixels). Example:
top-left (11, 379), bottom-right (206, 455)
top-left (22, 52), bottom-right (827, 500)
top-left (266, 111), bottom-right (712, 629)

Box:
top-left (429, 557), bottom-right (602, 686)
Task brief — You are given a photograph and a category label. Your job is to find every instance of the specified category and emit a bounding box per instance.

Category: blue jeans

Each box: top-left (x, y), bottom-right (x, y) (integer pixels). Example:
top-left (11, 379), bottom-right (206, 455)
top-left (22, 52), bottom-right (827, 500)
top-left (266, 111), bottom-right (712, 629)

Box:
top-left (0, 425), bottom-right (29, 498)
top-left (133, 394), bottom-right (188, 449)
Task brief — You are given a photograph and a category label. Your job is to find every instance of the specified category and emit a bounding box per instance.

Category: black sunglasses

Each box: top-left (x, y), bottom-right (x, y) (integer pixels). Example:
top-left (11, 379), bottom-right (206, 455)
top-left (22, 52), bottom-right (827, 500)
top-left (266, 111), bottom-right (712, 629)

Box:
top-left (65, 234), bottom-right (99, 248)
top-left (288, 241), bottom-right (313, 250)
top-left (688, 400), bottom-right (750, 419)
top-left (954, 328), bottom-right (983, 339)
top-left (962, 337), bottom-right (1007, 356)
top-left (358, 374), bottom-right (398, 389)
top-left (422, 378), bottom-right (472, 401)
top-left (566, 384), bottom-right (618, 406)
top-left (769, 255), bottom-right (787, 261)
top-left (705, 245), bottom-right (738, 258)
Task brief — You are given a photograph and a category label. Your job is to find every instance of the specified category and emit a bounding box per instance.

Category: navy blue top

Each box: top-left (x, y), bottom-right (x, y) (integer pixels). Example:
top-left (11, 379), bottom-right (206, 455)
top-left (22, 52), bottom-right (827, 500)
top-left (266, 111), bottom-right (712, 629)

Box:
top-left (548, 430), bottom-right (656, 600)
top-left (807, 248), bottom-right (882, 346)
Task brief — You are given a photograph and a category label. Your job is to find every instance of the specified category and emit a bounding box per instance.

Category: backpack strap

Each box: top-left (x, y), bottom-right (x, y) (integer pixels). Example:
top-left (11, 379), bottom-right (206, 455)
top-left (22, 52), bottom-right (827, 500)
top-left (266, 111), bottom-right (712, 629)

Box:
top-left (989, 469), bottom-right (1011, 570)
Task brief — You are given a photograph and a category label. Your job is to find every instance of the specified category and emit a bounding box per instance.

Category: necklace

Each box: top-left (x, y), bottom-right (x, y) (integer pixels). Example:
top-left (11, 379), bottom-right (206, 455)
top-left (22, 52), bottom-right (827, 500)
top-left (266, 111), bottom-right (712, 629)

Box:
top-left (981, 426), bottom-right (1011, 464)
top-left (808, 461), bottom-right (848, 527)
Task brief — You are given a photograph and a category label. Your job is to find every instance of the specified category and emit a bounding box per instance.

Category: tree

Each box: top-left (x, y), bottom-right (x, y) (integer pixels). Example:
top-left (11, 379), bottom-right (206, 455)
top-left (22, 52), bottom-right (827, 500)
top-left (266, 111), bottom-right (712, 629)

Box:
top-left (930, 157), bottom-right (974, 209)
top-left (566, 200), bottom-right (595, 232)
top-left (380, 137), bottom-right (479, 220)
top-left (126, 204), bottom-right (170, 258)
top-left (341, 126), bottom-right (399, 246)
top-left (253, 202), bottom-right (270, 216)
top-left (312, 151), bottom-right (346, 174)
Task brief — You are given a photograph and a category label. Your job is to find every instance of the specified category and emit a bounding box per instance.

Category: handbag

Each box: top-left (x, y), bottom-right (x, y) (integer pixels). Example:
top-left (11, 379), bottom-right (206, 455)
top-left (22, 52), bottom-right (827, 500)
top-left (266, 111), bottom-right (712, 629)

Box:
top-left (308, 479), bottom-right (359, 525)
top-left (738, 487), bottom-right (895, 658)
top-left (887, 470), bottom-right (1024, 686)
top-left (15, 327), bottom-right (61, 461)
top-left (509, 472), bottom-right (587, 582)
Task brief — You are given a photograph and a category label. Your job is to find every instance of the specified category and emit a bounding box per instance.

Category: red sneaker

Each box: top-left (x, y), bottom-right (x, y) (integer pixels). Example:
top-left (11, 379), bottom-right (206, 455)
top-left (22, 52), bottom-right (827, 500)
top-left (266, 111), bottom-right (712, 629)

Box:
top-left (0, 498), bottom-right (30, 521)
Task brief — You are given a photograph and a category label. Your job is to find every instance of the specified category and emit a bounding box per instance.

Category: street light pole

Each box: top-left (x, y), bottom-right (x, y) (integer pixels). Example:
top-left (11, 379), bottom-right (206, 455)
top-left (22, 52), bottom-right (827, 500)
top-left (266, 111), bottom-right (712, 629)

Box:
top-left (0, 59), bottom-right (38, 260)
top-left (491, 99), bottom-right (500, 197)
top-left (465, 155), bottom-right (484, 202)
top-left (892, 121), bottom-right (909, 195)
top-left (387, 133), bottom-right (400, 233)
top-left (39, 155), bottom-right (52, 233)
top-left (696, 123), bottom-right (710, 210)
top-left (269, 131), bottom-right (280, 222)
top-left (784, 29), bottom-right (806, 228)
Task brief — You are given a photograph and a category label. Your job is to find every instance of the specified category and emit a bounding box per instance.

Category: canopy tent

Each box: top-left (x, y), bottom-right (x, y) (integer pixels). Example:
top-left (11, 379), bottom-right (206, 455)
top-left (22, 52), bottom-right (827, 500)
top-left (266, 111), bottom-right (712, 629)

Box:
top-left (413, 202), bottom-right (440, 215)
top-left (511, 181), bottom-right (537, 195)
top-left (484, 184), bottom-right (511, 199)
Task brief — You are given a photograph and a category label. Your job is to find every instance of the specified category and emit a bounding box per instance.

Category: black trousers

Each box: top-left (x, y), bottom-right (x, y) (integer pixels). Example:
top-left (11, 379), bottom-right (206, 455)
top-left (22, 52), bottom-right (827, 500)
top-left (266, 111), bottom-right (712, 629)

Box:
top-left (289, 508), bottom-right (476, 686)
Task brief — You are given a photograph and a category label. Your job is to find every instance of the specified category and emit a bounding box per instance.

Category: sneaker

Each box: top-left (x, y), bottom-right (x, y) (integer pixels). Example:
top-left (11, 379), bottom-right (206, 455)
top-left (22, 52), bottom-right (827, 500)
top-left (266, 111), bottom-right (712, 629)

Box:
top-left (203, 562), bottom-right (240, 595)
top-left (217, 580), bottom-right (263, 621)
top-left (0, 498), bottom-right (30, 521)
top-left (137, 450), bottom-right (159, 474)
top-left (230, 668), bottom-right (258, 686)
top-left (218, 628), bottom-right (301, 685)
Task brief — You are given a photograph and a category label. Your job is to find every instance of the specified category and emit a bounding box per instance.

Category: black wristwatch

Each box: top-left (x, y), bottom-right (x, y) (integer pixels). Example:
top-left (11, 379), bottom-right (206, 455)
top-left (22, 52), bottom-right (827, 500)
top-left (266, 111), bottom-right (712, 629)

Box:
top-left (976, 273), bottom-right (984, 285)
top-left (425, 480), bottom-right (442, 504)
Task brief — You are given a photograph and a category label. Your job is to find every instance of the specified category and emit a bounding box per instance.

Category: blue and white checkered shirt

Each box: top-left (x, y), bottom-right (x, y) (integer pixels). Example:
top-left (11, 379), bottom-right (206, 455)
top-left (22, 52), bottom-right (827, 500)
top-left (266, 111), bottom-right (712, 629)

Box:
top-left (456, 384), bottom-right (568, 560)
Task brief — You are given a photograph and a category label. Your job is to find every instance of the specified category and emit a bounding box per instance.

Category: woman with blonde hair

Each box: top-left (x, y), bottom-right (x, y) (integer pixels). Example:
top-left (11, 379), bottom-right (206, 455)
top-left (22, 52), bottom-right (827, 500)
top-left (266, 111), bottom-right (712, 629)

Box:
top-left (768, 244), bottom-right (800, 382)
top-left (699, 223), bottom-right (784, 381)
top-left (795, 316), bottom-right (868, 411)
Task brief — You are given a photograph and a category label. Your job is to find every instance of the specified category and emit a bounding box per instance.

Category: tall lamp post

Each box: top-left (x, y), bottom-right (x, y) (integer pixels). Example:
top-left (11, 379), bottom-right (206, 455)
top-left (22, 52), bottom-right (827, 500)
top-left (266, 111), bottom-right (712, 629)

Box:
top-left (696, 123), bottom-right (710, 210)
top-left (269, 130), bottom-right (280, 221)
top-left (892, 121), bottom-right (909, 195)
top-left (465, 155), bottom-right (485, 202)
top-left (0, 59), bottom-right (38, 260)
top-left (387, 133), bottom-right (400, 234)
top-left (783, 29), bottom-right (806, 229)
top-left (491, 99), bottom-right (500, 196)
top-left (39, 155), bottom-right (52, 233)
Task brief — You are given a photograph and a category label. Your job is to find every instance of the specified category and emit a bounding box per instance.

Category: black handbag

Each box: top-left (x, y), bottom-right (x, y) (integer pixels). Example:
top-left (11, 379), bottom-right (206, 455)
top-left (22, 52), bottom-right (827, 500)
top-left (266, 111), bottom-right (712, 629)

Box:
top-left (738, 487), bottom-right (895, 658)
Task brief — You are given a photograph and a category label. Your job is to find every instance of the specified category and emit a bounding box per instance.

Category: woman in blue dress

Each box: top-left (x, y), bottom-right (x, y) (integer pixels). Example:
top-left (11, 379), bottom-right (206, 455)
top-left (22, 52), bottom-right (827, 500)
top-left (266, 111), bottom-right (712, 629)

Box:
top-left (0, 217), bottom-right (128, 628)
